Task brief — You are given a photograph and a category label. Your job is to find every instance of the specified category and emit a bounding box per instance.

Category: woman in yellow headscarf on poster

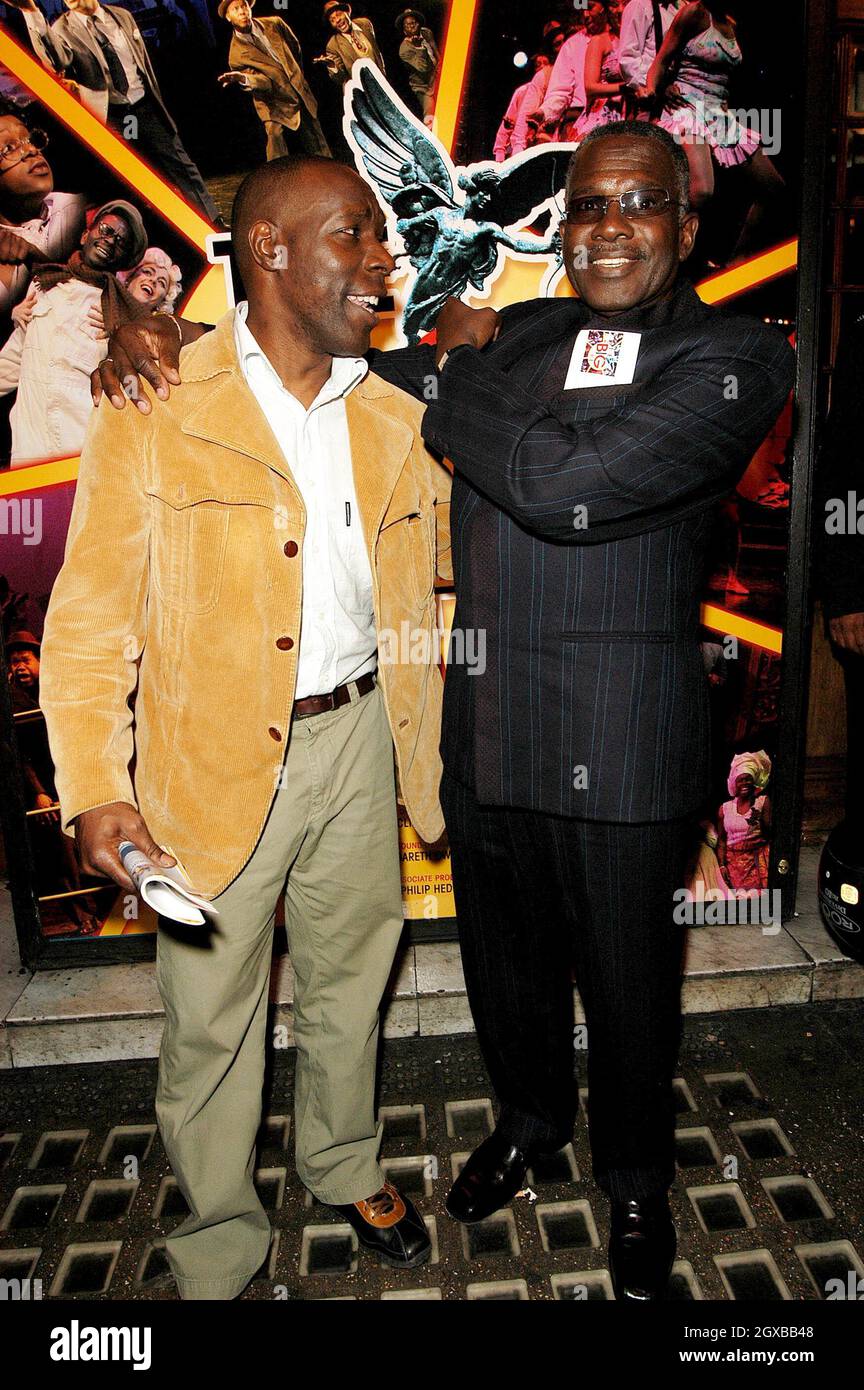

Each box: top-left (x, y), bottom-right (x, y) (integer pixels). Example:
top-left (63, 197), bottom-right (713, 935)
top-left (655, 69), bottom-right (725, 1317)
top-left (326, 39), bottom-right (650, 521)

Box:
top-left (717, 750), bottom-right (772, 893)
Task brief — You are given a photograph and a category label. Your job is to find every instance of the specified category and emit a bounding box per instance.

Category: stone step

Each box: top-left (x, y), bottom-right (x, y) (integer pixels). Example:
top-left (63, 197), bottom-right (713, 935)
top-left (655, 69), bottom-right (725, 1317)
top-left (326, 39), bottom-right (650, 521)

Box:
top-left (2, 847), bottom-right (862, 1068)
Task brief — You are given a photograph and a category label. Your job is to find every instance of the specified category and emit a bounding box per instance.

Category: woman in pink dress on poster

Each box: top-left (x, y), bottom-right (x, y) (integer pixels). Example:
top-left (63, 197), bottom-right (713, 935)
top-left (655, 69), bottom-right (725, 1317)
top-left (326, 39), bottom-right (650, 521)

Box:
top-left (717, 751), bottom-right (773, 893)
top-left (639, 1), bottom-right (784, 259)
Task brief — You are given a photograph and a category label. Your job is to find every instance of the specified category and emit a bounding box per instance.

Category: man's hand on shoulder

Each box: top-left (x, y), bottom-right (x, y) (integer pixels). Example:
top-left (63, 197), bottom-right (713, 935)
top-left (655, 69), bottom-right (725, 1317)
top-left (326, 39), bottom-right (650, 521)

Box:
top-left (75, 801), bottom-right (176, 891)
top-left (91, 314), bottom-right (208, 414)
top-left (434, 297), bottom-right (500, 369)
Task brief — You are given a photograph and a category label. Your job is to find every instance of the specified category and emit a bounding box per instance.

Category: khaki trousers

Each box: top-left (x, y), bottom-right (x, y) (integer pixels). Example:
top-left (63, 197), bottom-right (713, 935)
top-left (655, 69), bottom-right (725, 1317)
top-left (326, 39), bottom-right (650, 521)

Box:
top-left (154, 682), bottom-right (404, 1300)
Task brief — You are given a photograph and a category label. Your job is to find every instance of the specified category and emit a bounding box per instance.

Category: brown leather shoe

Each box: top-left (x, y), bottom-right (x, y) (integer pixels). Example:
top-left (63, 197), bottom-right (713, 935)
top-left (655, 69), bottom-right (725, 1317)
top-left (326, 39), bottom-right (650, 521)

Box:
top-left (331, 1181), bottom-right (432, 1269)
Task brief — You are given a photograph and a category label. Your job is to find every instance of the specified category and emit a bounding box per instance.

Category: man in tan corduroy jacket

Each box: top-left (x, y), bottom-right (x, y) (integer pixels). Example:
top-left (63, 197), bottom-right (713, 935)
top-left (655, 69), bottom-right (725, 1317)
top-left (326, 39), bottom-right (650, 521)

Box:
top-left (39, 156), bottom-right (451, 1298)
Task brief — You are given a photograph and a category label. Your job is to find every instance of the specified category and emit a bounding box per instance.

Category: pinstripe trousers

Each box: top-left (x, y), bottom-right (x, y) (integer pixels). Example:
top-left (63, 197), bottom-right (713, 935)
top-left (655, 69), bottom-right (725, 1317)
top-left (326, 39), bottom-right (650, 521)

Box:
top-left (440, 772), bottom-right (690, 1203)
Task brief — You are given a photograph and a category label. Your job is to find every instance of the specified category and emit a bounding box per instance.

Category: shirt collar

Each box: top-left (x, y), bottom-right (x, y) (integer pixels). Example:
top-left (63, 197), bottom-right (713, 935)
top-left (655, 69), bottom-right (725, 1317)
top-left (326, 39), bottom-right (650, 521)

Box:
top-left (75, 6), bottom-right (107, 32)
top-left (16, 194), bottom-right (55, 231)
top-left (233, 300), bottom-right (368, 409)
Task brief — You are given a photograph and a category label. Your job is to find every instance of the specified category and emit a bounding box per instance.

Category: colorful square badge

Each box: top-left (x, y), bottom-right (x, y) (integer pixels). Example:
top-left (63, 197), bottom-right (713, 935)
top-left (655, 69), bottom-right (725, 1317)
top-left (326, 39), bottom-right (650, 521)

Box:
top-left (564, 329), bottom-right (642, 390)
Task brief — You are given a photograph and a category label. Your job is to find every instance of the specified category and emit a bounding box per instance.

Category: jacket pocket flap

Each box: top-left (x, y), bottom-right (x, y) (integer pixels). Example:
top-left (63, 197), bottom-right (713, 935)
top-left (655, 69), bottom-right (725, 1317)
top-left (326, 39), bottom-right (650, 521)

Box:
top-left (146, 483), bottom-right (274, 510)
top-left (380, 478), bottom-right (423, 529)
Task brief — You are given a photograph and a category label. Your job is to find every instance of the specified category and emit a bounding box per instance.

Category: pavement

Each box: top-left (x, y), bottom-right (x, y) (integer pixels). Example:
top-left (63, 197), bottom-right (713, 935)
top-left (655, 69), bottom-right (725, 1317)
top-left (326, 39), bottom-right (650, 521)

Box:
top-left (1, 999), bottom-right (863, 1302)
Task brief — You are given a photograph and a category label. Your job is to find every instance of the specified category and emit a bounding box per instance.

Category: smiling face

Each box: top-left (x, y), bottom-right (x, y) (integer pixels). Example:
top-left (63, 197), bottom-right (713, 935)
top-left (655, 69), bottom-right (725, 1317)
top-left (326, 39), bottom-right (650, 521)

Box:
top-left (80, 211), bottom-right (133, 271)
top-left (329, 8), bottom-right (352, 32)
top-left (735, 774), bottom-right (756, 798)
top-left (562, 135), bottom-right (698, 315)
top-left (126, 261), bottom-right (171, 309)
top-left (0, 117), bottom-right (53, 211)
top-left (246, 163), bottom-right (394, 359)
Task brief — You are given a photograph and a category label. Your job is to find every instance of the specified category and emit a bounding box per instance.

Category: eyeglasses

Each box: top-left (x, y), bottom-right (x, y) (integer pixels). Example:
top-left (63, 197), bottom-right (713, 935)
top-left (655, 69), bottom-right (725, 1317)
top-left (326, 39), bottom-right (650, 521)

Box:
top-left (93, 220), bottom-right (131, 250)
top-left (564, 188), bottom-right (678, 225)
top-left (0, 128), bottom-right (49, 171)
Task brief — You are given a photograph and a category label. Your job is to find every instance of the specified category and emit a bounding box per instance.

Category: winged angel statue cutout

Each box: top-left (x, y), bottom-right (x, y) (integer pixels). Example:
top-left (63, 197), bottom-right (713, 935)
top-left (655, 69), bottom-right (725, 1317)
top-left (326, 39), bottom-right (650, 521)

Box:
top-left (345, 62), bottom-right (575, 344)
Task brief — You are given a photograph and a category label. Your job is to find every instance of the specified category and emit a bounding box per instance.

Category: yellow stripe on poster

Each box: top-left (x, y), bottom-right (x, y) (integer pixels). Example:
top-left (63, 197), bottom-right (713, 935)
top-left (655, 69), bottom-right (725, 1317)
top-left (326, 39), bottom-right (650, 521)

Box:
top-left (698, 240), bottom-right (798, 305)
top-left (701, 603), bottom-right (784, 655)
top-left (433, 0), bottom-right (479, 152)
top-left (0, 456), bottom-right (79, 494)
top-left (98, 894), bottom-right (160, 936)
top-left (0, 28), bottom-right (211, 249)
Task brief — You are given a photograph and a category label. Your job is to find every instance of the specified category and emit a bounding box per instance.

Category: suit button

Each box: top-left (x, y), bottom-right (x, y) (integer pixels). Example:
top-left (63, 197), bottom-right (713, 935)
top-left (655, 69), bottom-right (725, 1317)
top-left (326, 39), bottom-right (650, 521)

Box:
top-left (283, 540), bottom-right (298, 557)
top-left (268, 726), bottom-right (282, 741)
top-left (276, 636), bottom-right (294, 651)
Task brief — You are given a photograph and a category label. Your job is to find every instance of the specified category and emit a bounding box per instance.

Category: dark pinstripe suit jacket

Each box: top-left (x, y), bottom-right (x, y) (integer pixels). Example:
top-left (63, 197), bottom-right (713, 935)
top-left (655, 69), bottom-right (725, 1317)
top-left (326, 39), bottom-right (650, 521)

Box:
top-left (370, 280), bottom-right (795, 823)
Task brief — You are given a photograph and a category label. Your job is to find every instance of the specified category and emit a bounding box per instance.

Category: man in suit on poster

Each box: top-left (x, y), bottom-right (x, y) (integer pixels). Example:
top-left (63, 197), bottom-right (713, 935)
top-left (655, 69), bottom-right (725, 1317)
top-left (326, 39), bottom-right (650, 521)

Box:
top-left (217, 0), bottom-right (331, 161)
top-left (6, 0), bottom-right (220, 223)
top-left (320, 1), bottom-right (385, 87)
top-left (92, 123), bottom-right (795, 1300)
top-left (619, 0), bottom-right (688, 90)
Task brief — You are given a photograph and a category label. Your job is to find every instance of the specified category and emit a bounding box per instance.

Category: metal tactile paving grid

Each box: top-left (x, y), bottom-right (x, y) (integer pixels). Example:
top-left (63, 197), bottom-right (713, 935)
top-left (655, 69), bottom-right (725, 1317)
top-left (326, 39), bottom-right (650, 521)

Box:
top-left (1, 1005), bottom-right (863, 1300)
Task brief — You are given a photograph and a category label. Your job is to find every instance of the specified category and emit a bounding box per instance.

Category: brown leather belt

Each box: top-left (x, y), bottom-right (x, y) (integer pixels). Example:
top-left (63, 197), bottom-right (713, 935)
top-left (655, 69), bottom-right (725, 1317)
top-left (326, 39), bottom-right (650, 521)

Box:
top-left (292, 671), bottom-right (376, 721)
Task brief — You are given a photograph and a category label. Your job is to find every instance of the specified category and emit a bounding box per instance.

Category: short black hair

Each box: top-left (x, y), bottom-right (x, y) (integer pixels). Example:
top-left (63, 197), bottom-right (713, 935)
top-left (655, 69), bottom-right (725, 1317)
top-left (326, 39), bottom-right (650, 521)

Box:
top-left (567, 121), bottom-right (691, 217)
top-left (231, 154), bottom-right (336, 280)
top-left (231, 154), bottom-right (336, 232)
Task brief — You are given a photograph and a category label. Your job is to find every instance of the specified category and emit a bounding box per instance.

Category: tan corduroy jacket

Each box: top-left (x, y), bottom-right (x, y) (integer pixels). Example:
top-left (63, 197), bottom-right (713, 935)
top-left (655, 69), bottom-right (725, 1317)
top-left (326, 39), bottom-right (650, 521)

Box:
top-left (40, 310), bottom-right (452, 898)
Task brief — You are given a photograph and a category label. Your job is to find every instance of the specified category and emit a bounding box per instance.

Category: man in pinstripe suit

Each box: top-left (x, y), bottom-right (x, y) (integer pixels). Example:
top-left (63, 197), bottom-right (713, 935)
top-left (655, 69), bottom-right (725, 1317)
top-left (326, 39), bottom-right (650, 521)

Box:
top-left (376, 121), bottom-right (795, 1299)
top-left (93, 128), bottom-right (795, 1300)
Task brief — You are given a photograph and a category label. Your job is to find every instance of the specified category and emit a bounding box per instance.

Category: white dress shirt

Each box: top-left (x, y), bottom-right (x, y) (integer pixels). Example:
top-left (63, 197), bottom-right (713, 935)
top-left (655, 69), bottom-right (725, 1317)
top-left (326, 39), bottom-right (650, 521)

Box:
top-left (618, 0), bottom-right (685, 88)
top-left (233, 301), bottom-right (377, 700)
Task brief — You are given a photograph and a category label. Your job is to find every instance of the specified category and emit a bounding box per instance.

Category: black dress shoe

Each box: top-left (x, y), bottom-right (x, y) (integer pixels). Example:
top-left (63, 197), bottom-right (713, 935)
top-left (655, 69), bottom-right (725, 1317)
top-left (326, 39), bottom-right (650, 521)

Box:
top-left (609, 1194), bottom-right (677, 1301)
top-left (330, 1182), bottom-right (431, 1269)
top-left (445, 1131), bottom-right (530, 1224)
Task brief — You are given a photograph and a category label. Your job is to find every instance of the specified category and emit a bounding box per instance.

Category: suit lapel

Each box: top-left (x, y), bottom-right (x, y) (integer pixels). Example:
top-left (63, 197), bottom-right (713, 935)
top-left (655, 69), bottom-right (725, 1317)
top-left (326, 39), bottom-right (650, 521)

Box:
top-left (346, 384), bottom-right (414, 562)
top-left (179, 372), bottom-right (304, 494)
top-left (236, 27), bottom-right (284, 81)
top-left (267, 25), bottom-right (301, 82)
top-left (109, 5), bottom-right (167, 116)
top-left (178, 313), bottom-right (303, 493)
top-left (65, 11), bottom-right (104, 69)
